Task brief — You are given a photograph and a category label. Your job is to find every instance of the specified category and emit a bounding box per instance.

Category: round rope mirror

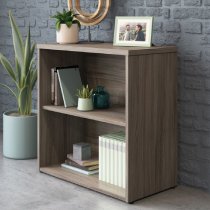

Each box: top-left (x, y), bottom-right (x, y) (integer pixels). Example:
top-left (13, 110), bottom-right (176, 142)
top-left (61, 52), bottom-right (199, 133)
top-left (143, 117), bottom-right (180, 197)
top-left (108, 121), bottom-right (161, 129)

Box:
top-left (68, 0), bottom-right (111, 26)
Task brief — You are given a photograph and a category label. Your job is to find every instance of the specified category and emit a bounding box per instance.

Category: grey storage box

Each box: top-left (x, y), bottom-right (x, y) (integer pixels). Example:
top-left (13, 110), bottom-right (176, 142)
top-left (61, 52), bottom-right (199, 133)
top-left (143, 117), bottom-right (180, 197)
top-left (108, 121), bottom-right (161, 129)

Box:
top-left (73, 142), bottom-right (91, 160)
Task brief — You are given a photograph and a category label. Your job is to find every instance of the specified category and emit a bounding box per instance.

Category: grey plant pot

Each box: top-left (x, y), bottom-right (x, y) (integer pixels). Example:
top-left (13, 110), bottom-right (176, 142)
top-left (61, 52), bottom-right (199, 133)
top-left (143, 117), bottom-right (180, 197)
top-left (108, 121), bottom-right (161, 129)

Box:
top-left (3, 110), bottom-right (37, 159)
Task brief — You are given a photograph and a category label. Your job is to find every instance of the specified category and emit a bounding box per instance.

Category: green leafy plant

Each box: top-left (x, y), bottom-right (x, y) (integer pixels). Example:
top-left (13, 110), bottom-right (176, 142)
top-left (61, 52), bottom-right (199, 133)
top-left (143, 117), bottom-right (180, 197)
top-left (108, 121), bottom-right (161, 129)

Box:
top-left (0, 11), bottom-right (37, 116)
top-left (76, 85), bottom-right (93, 99)
top-left (51, 9), bottom-right (81, 31)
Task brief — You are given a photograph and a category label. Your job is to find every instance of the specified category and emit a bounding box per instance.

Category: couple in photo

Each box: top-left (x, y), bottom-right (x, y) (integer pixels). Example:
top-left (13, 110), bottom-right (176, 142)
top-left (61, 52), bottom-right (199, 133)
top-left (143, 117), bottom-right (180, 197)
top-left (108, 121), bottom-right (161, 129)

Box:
top-left (123, 24), bottom-right (145, 41)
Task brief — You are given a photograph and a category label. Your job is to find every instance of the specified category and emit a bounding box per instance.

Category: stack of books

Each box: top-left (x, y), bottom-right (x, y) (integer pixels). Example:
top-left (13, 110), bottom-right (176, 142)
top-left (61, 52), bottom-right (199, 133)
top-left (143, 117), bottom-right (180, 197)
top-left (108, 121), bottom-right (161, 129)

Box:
top-left (61, 154), bottom-right (99, 175)
top-left (99, 131), bottom-right (126, 188)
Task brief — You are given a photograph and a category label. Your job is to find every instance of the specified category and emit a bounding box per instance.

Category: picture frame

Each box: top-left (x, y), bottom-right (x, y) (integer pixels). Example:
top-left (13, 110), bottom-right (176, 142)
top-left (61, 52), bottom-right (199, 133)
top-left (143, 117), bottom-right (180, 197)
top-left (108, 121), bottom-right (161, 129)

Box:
top-left (113, 16), bottom-right (153, 47)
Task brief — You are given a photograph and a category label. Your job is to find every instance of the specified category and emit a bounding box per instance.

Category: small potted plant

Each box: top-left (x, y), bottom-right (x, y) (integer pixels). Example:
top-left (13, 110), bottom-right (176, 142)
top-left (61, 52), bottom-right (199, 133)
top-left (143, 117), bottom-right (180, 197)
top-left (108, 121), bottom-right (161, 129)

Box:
top-left (52, 9), bottom-right (81, 44)
top-left (77, 85), bottom-right (93, 111)
top-left (0, 11), bottom-right (37, 159)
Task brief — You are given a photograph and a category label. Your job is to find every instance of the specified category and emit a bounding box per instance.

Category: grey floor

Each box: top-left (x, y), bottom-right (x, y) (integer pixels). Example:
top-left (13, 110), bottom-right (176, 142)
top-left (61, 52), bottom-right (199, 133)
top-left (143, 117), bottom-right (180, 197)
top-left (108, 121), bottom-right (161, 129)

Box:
top-left (1, 133), bottom-right (210, 210)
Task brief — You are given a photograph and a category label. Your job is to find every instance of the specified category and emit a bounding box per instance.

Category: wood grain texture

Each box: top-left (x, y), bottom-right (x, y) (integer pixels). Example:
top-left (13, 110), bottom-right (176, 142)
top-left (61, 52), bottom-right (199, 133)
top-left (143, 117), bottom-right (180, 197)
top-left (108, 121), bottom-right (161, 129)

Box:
top-left (85, 54), bottom-right (125, 106)
top-left (38, 44), bottom-right (177, 203)
top-left (126, 53), bottom-right (177, 202)
top-left (37, 43), bottom-right (177, 56)
top-left (42, 106), bottom-right (125, 126)
top-left (40, 165), bottom-right (126, 201)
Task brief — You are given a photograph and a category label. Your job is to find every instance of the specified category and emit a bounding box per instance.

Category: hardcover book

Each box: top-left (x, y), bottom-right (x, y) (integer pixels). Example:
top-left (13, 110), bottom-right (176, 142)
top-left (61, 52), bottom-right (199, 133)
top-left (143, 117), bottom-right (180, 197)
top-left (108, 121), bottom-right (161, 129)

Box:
top-left (51, 68), bottom-right (64, 106)
top-left (61, 163), bottom-right (99, 175)
top-left (57, 66), bottom-right (82, 108)
top-left (65, 159), bottom-right (99, 171)
top-left (67, 154), bottom-right (99, 167)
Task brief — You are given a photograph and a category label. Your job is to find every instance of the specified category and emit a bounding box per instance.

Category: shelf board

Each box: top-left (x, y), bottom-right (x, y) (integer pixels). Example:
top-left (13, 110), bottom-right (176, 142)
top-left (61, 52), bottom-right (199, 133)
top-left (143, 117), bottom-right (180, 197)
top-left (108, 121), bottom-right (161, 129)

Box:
top-left (37, 43), bottom-right (177, 56)
top-left (42, 105), bottom-right (125, 127)
top-left (40, 166), bottom-right (126, 201)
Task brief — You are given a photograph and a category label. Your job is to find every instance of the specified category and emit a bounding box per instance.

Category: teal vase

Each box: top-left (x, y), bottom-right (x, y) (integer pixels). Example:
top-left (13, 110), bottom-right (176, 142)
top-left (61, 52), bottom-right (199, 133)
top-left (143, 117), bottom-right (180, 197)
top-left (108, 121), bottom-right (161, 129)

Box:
top-left (93, 86), bottom-right (109, 109)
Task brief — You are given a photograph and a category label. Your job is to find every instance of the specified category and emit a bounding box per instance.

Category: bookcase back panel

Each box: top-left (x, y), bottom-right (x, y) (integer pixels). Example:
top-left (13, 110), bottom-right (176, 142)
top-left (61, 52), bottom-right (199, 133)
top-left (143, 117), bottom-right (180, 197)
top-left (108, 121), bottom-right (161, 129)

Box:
top-left (39, 111), bottom-right (85, 167)
top-left (84, 54), bottom-right (125, 106)
top-left (85, 120), bottom-right (125, 151)
top-left (39, 50), bottom-right (85, 106)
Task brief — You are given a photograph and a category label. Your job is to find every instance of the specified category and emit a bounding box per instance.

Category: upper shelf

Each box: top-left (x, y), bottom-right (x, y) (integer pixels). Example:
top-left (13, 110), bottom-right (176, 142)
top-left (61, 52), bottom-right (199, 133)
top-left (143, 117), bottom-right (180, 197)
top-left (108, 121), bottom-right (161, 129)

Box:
top-left (37, 43), bottom-right (177, 56)
top-left (43, 105), bottom-right (126, 127)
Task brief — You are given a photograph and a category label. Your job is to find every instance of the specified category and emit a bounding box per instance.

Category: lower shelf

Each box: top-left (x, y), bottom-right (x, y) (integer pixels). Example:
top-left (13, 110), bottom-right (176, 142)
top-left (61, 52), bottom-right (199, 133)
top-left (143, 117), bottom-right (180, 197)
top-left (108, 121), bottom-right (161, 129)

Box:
top-left (40, 165), bottom-right (126, 201)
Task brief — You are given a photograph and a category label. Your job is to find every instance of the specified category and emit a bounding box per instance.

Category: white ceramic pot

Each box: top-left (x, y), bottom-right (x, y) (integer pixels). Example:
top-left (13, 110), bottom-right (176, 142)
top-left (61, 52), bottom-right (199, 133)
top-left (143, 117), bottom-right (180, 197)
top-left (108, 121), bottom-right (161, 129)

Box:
top-left (56, 24), bottom-right (79, 44)
top-left (77, 98), bottom-right (93, 111)
top-left (3, 110), bottom-right (37, 159)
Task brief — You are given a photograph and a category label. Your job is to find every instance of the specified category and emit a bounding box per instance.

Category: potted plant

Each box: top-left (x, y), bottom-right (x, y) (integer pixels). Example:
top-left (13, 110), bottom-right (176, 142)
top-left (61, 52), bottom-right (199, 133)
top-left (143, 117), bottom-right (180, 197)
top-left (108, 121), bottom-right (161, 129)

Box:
top-left (52, 9), bottom-right (81, 44)
top-left (77, 85), bottom-right (94, 111)
top-left (0, 11), bottom-right (37, 159)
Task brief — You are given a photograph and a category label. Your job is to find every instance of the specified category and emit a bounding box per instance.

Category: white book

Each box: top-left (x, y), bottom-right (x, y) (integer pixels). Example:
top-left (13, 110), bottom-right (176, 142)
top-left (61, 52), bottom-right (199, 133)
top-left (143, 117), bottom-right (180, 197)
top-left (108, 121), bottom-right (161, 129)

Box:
top-left (99, 137), bottom-right (102, 181)
top-left (106, 137), bottom-right (110, 183)
top-left (114, 139), bottom-right (118, 186)
top-left (102, 137), bottom-right (106, 182)
top-left (61, 163), bottom-right (99, 175)
top-left (110, 139), bottom-right (114, 185)
top-left (122, 142), bottom-right (126, 189)
top-left (118, 141), bottom-right (123, 188)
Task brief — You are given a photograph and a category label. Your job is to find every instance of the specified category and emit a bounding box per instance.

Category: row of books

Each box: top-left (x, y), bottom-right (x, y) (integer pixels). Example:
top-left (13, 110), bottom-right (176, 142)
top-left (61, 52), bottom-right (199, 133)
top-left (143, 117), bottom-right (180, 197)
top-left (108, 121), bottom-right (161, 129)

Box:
top-left (51, 66), bottom-right (83, 108)
top-left (61, 153), bottom-right (99, 175)
top-left (99, 132), bottom-right (126, 189)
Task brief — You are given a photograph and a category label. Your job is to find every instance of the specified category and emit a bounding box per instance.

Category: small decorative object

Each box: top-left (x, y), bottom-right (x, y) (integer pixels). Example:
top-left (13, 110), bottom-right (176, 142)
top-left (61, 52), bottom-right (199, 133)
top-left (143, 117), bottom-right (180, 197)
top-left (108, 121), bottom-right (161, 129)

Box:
top-left (67, 0), bottom-right (111, 42)
top-left (113, 16), bottom-right (153, 47)
top-left (0, 11), bottom-right (37, 159)
top-left (93, 86), bottom-right (109, 109)
top-left (77, 85), bottom-right (93, 111)
top-left (73, 142), bottom-right (91, 160)
top-left (52, 9), bottom-right (81, 44)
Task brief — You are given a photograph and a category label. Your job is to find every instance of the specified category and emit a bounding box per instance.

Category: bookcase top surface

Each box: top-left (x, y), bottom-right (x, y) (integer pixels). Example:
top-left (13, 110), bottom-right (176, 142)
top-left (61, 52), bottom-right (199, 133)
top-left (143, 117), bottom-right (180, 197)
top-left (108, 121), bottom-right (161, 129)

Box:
top-left (37, 43), bottom-right (176, 56)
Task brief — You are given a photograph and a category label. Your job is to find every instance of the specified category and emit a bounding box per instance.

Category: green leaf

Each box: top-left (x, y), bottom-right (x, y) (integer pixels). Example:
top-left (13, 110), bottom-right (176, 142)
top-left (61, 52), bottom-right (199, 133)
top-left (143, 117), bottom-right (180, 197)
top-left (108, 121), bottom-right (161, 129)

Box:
top-left (0, 83), bottom-right (17, 98)
top-left (9, 11), bottom-right (24, 66)
top-left (23, 27), bottom-right (31, 78)
top-left (15, 57), bottom-right (21, 87)
top-left (73, 19), bottom-right (81, 29)
top-left (66, 21), bottom-right (72, 28)
top-left (30, 70), bottom-right (37, 90)
top-left (18, 86), bottom-right (28, 115)
top-left (56, 21), bottom-right (61, 31)
top-left (0, 53), bottom-right (16, 82)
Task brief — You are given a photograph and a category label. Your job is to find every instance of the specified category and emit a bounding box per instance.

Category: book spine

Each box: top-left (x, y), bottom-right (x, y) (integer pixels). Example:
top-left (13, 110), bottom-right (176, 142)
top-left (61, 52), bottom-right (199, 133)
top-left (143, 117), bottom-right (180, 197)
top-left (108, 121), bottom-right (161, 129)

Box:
top-left (57, 70), bottom-right (67, 108)
top-left (54, 71), bottom-right (64, 106)
top-left (105, 137), bottom-right (110, 183)
top-left (61, 163), bottom-right (91, 175)
top-left (51, 68), bottom-right (55, 104)
top-left (99, 137), bottom-right (102, 181)
top-left (110, 138), bottom-right (114, 185)
top-left (100, 137), bottom-right (106, 182)
top-left (122, 142), bottom-right (126, 189)
top-left (114, 139), bottom-right (118, 186)
top-left (118, 141), bottom-right (122, 188)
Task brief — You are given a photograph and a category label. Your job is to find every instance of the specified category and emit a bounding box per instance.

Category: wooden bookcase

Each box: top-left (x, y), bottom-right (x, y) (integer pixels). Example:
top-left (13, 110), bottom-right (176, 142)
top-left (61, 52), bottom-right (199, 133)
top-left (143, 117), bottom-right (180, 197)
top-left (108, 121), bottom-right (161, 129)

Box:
top-left (37, 43), bottom-right (177, 203)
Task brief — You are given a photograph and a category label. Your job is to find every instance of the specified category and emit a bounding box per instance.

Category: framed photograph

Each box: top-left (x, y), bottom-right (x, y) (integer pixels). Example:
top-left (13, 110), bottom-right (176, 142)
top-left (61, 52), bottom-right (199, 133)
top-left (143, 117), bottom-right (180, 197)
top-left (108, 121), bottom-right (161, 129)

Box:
top-left (113, 16), bottom-right (153, 47)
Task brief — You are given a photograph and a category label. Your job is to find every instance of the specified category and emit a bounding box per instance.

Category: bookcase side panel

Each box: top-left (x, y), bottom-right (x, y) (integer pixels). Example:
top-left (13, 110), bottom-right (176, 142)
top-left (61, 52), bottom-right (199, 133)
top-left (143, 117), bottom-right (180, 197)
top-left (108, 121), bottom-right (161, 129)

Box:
top-left (126, 52), bottom-right (177, 202)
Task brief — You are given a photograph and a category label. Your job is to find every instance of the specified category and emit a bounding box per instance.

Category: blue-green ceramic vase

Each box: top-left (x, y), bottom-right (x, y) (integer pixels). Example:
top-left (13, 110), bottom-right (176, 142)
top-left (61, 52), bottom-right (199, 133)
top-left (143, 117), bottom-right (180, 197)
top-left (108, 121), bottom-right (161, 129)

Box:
top-left (93, 86), bottom-right (109, 109)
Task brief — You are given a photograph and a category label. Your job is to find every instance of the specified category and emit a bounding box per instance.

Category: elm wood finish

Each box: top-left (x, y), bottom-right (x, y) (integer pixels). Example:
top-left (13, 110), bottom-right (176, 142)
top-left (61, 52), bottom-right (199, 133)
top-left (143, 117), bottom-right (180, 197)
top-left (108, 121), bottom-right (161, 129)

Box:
top-left (38, 44), bottom-right (177, 203)
top-left (37, 43), bottom-right (177, 56)
top-left (126, 53), bottom-right (177, 202)
top-left (42, 106), bottom-right (125, 126)
top-left (40, 166), bottom-right (126, 201)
